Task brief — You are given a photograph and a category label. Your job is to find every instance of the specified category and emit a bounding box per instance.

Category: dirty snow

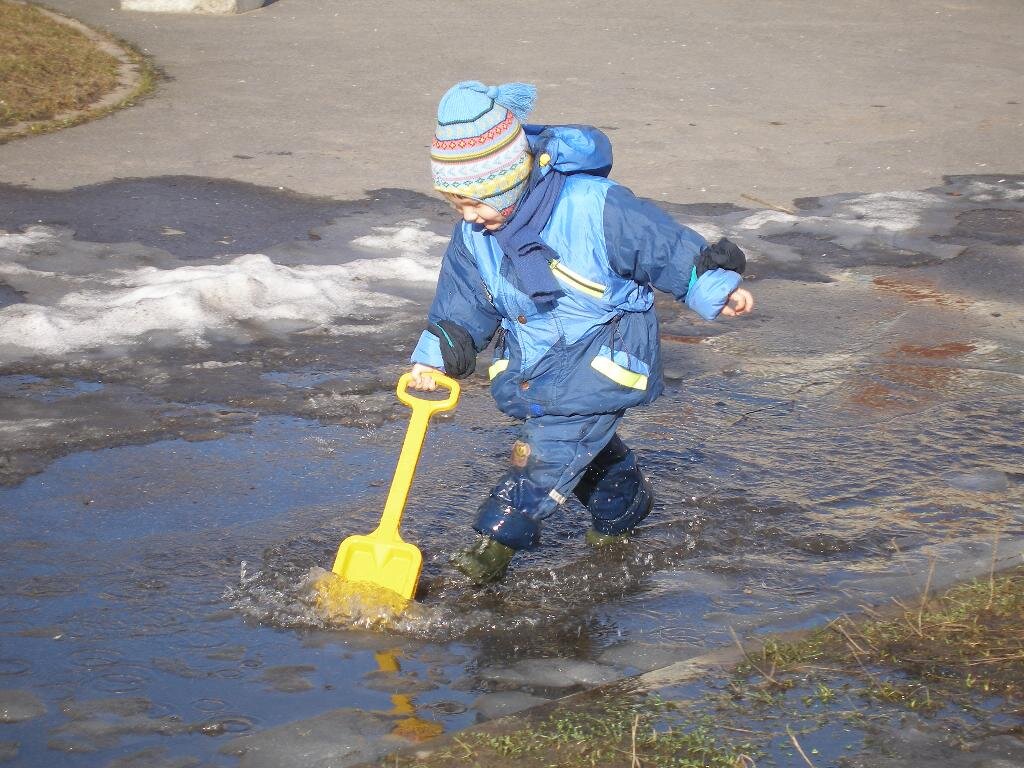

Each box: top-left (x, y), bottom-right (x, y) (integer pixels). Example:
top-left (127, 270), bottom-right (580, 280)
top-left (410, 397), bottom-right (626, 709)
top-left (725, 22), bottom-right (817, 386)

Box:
top-left (0, 220), bottom-right (447, 362)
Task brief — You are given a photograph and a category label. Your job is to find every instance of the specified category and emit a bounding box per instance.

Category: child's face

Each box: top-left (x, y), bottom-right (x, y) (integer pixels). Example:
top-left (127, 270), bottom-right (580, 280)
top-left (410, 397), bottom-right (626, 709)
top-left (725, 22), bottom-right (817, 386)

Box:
top-left (443, 194), bottom-right (506, 231)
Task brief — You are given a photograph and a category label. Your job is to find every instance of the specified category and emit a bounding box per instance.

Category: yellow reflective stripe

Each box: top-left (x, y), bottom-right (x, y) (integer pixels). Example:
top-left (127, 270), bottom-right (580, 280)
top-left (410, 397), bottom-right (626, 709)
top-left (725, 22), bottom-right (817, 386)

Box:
top-left (488, 359), bottom-right (509, 380)
top-left (590, 355), bottom-right (648, 390)
top-left (549, 260), bottom-right (606, 299)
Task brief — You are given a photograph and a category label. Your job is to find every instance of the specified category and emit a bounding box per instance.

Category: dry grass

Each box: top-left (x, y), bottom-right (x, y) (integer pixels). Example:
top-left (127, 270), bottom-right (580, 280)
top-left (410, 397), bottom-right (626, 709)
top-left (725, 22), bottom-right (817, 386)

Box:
top-left (0, 0), bottom-right (121, 127)
top-left (743, 564), bottom-right (1024, 704)
top-left (378, 696), bottom-right (754, 768)
top-left (841, 566), bottom-right (1024, 698)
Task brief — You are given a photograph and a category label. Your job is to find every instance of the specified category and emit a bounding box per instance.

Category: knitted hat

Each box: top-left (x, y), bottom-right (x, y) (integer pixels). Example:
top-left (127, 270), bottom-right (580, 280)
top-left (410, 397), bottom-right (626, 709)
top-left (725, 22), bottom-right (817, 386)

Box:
top-left (431, 81), bottom-right (536, 217)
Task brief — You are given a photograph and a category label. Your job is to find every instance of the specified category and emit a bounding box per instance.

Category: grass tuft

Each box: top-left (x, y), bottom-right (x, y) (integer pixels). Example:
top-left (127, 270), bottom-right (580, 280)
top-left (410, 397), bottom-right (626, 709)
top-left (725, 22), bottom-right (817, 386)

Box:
top-left (847, 568), bottom-right (1024, 698)
top-left (0, 0), bottom-right (157, 142)
top-left (385, 695), bottom-right (755, 767)
top-left (734, 565), bottom-right (1024, 707)
top-left (0, 0), bottom-right (121, 126)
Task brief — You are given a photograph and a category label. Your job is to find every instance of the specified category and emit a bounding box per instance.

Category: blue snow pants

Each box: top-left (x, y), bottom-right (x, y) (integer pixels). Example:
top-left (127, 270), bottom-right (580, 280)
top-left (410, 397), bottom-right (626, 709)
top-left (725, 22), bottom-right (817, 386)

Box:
top-left (473, 412), bottom-right (653, 550)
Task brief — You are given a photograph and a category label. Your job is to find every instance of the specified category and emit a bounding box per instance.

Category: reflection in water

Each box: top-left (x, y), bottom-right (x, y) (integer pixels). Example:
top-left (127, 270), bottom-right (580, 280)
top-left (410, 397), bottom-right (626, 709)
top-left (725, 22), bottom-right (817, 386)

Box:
top-left (373, 651), bottom-right (444, 743)
top-left (849, 339), bottom-right (977, 411)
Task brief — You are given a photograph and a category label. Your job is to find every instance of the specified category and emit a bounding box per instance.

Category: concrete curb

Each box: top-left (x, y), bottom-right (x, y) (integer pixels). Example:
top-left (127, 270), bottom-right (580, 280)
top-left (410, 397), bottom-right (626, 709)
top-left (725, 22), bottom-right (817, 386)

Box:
top-left (0, 2), bottom-right (152, 143)
top-left (121, 0), bottom-right (268, 14)
top-left (350, 539), bottom-right (1024, 767)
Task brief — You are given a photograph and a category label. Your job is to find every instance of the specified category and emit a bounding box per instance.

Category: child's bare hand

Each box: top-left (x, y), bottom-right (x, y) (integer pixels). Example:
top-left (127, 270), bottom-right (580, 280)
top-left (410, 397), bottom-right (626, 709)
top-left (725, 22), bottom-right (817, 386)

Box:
top-left (720, 287), bottom-right (754, 317)
top-left (409, 363), bottom-right (442, 391)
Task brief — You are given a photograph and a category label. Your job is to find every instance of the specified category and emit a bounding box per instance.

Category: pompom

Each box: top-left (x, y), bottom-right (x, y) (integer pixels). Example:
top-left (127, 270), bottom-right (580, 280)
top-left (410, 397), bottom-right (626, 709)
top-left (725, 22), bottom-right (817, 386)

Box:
top-left (491, 82), bottom-right (537, 123)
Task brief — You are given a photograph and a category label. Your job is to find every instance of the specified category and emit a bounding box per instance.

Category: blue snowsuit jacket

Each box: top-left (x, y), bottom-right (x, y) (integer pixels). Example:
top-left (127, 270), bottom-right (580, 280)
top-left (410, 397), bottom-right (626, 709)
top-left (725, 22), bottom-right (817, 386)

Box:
top-left (412, 125), bottom-right (742, 420)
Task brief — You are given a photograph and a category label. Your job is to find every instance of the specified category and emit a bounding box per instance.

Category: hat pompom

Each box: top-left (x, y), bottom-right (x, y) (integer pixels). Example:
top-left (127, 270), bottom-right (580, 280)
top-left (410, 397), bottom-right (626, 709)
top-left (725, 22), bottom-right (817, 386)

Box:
top-left (489, 82), bottom-right (536, 123)
top-left (437, 80), bottom-right (536, 124)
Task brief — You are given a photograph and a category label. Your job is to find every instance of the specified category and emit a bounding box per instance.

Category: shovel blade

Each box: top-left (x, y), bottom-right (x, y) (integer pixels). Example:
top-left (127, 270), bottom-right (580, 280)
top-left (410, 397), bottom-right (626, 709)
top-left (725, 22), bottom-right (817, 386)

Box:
top-left (331, 533), bottom-right (423, 601)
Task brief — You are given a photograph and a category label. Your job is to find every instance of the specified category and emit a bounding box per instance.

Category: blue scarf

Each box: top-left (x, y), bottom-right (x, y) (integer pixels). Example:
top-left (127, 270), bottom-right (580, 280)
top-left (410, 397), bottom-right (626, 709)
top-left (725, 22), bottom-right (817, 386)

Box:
top-left (488, 169), bottom-right (566, 303)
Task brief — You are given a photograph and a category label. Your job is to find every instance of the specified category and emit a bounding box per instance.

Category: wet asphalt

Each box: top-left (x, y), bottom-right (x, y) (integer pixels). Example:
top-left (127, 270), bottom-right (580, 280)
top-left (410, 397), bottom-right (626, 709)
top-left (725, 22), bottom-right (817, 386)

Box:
top-left (1, 171), bottom-right (1021, 768)
top-left (1, 2), bottom-right (1023, 766)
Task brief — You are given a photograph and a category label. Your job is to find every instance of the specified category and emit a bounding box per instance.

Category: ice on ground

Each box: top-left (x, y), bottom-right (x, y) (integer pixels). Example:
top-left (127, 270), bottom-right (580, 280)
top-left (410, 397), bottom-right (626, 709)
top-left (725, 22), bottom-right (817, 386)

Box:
top-left (479, 658), bottom-right (620, 690)
top-left (0, 741), bottom-right (18, 763)
top-left (598, 640), bottom-right (703, 673)
top-left (734, 191), bottom-right (941, 236)
top-left (49, 697), bottom-right (192, 752)
top-left (735, 209), bottom-right (799, 231)
top-left (472, 691), bottom-right (551, 720)
top-left (846, 716), bottom-right (1024, 768)
top-left (945, 470), bottom-right (1010, 493)
top-left (841, 191), bottom-right (945, 232)
top-left (259, 665), bottom-right (316, 693)
top-left (0, 689), bottom-right (46, 723)
top-left (739, 191), bottom-right (947, 247)
top-left (220, 708), bottom-right (398, 768)
top-left (0, 418), bottom-right (57, 435)
top-left (721, 189), bottom-right (965, 272)
top-left (0, 226), bottom-right (56, 251)
top-left (684, 222), bottom-right (726, 242)
top-left (961, 178), bottom-right (1024, 203)
top-left (104, 746), bottom-right (203, 768)
top-left (0, 220), bottom-right (447, 363)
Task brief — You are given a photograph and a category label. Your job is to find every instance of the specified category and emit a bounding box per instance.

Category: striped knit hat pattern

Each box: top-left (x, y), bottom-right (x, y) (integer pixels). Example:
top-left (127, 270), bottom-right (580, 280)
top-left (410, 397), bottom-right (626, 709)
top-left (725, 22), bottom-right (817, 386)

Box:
top-left (431, 81), bottom-right (536, 217)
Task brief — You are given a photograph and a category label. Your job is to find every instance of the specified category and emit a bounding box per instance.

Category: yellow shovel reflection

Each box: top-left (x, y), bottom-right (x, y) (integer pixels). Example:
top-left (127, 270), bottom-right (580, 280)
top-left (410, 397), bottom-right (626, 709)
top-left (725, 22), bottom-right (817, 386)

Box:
top-left (374, 651), bottom-right (443, 742)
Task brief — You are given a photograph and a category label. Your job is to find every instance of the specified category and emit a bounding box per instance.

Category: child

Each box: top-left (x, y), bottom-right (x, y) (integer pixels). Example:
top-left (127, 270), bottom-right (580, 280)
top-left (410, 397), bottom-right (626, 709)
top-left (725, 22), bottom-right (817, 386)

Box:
top-left (409, 81), bottom-right (753, 585)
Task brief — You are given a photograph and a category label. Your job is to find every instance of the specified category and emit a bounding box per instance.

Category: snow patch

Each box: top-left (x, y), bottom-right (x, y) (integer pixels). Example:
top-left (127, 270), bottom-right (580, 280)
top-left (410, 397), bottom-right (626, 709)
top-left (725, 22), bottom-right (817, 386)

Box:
top-left (840, 191), bottom-right (944, 232)
top-left (0, 220), bottom-right (448, 362)
top-left (0, 226), bottom-right (57, 251)
top-left (0, 419), bottom-right (57, 433)
top-left (0, 254), bottom-right (392, 359)
top-left (962, 180), bottom-right (1024, 203)
top-left (351, 220), bottom-right (448, 256)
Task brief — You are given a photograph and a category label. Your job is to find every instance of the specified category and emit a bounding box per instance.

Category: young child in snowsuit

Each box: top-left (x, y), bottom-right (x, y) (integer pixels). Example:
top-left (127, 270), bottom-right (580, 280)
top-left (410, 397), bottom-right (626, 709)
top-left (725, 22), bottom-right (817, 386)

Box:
top-left (409, 81), bottom-right (754, 584)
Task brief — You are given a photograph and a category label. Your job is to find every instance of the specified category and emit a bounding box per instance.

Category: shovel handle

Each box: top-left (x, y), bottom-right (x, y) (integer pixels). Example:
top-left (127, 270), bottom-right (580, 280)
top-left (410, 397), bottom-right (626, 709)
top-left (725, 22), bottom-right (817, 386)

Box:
top-left (396, 371), bottom-right (460, 414)
top-left (373, 372), bottom-right (460, 540)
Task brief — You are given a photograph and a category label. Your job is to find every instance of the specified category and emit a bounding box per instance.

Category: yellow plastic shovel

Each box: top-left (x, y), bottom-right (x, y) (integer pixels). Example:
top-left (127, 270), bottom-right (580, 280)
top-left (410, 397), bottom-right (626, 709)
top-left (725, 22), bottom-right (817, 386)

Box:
top-left (330, 371), bottom-right (460, 600)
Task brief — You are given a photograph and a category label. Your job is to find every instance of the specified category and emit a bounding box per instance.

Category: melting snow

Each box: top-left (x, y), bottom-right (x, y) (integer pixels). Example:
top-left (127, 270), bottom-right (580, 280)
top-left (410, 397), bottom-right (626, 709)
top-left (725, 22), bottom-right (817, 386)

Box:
top-left (0, 220), bottom-right (447, 362)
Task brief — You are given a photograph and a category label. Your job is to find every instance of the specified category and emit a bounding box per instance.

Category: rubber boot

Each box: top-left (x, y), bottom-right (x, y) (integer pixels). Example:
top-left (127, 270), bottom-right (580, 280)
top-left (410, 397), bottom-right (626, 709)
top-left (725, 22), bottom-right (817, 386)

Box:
top-left (450, 537), bottom-right (515, 585)
top-left (584, 528), bottom-right (631, 547)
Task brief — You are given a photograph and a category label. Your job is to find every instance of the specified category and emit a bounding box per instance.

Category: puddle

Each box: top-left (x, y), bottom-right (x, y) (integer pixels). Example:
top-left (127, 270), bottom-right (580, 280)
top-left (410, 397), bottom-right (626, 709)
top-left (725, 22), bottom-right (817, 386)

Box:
top-left (0, 174), bottom-right (1021, 766)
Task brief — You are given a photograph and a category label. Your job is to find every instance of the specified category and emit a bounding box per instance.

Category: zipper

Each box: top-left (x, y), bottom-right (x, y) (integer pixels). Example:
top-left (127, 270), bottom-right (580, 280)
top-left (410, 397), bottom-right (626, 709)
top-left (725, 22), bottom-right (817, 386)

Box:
top-left (549, 260), bottom-right (606, 299)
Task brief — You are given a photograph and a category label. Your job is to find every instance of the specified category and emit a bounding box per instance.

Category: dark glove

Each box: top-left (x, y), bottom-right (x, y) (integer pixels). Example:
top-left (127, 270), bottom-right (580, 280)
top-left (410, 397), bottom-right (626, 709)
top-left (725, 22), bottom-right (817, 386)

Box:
top-left (425, 320), bottom-right (476, 378)
top-left (695, 237), bottom-right (746, 278)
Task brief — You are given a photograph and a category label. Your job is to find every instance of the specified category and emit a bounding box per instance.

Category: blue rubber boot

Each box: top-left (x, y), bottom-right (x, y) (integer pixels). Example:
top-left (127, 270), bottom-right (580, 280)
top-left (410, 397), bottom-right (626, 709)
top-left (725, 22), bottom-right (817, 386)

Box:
top-left (574, 435), bottom-right (653, 543)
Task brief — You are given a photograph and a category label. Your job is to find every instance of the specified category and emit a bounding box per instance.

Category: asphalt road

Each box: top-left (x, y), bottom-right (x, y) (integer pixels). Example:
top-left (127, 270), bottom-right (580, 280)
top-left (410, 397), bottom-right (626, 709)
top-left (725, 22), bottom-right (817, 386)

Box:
top-left (1, 0), bottom-right (1022, 205)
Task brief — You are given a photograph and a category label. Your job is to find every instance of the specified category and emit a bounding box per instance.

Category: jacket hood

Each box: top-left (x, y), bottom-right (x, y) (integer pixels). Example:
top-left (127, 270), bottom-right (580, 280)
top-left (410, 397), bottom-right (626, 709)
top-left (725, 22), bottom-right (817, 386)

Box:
top-left (524, 125), bottom-right (613, 178)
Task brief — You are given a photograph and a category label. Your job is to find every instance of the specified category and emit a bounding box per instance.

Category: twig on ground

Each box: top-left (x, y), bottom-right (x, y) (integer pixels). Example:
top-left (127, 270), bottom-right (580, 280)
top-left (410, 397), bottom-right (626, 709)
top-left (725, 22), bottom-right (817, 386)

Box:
top-left (890, 596), bottom-right (913, 613)
top-left (453, 736), bottom-right (473, 758)
top-left (827, 616), bottom-right (867, 657)
top-left (858, 604), bottom-right (884, 619)
top-left (918, 558), bottom-right (937, 633)
top-left (740, 193), bottom-right (797, 215)
top-left (631, 713), bottom-right (641, 768)
top-left (729, 626), bottom-right (780, 686)
top-left (988, 529), bottom-right (1001, 610)
top-left (786, 725), bottom-right (818, 768)
top-left (718, 725), bottom-right (761, 735)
